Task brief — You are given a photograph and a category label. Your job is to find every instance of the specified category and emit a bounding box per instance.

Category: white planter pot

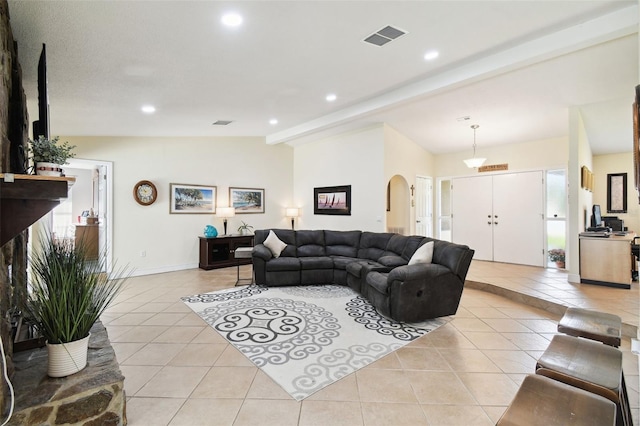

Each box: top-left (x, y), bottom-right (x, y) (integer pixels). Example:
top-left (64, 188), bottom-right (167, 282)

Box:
top-left (36, 162), bottom-right (63, 177)
top-left (47, 333), bottom-right (90, 377)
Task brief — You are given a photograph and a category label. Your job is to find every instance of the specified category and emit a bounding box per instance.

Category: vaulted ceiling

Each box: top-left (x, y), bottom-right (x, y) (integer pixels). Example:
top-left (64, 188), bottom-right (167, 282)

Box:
top-left (7, 1), bottom-right (638, 155)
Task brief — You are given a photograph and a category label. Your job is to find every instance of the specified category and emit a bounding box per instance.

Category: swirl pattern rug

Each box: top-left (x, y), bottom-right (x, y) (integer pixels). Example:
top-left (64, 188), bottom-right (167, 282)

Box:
top-left (181, 284), bottom-right (448, 400)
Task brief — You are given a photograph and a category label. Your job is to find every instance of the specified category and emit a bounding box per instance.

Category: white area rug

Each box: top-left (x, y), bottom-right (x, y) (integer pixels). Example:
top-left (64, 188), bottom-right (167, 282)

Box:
top-left (181, 284), bottom-right (448, 400)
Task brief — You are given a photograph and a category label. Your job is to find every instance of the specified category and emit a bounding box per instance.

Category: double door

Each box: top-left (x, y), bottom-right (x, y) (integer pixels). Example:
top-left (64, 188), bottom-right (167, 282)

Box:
top-left (451, 171), bottom-right (544, 266)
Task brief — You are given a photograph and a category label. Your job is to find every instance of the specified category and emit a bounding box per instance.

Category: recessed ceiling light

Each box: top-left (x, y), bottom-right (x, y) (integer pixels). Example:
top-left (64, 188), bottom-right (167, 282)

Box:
top-left (141, 105), bottom-right (156, 114)
top-left (424, 50), bottom-right (439, 61)
top-left (326, 93), bottom-right (337, 102)
top-left (221, 12), bottom-right (243, 27)
top-left (269, 118), bottom-right (278, 125)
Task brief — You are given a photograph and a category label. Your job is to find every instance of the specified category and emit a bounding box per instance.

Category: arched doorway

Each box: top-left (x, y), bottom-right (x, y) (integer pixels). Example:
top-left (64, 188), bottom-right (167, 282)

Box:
top-left (386, 175), bottom-right (410, 235)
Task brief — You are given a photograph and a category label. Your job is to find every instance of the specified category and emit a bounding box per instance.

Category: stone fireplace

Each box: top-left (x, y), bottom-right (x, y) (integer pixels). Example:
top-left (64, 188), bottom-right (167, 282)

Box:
top-left (0, 3), bottom-right (125, 424)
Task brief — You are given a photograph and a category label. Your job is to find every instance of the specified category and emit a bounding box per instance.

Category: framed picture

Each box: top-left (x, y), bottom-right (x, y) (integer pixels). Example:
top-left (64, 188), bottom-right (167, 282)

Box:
top-left (314, 185), bottom-right (351, 215)
top-left (170, 183), bottom-right (216, 214)
top-left (581, 166), bottom-right (594, 192)
top-left (229, 187), bottom-right (265, 214)
top-left (607, 173), bottom-right (627, 213)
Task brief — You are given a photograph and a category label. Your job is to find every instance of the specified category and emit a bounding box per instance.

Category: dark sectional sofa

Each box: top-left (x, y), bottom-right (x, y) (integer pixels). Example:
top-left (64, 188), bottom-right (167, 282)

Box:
top-left (251, 229), bottom-right (474, 322)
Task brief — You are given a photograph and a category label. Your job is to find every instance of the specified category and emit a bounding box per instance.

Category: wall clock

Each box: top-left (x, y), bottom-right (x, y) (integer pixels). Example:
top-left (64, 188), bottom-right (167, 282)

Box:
top-left (133, 180), bottom-right (157, 206)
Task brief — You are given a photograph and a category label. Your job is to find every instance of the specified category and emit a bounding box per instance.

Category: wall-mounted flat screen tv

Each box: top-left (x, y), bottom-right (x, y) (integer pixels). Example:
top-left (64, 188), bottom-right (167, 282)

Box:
top-left (32, 43), bottom-right (49, 140)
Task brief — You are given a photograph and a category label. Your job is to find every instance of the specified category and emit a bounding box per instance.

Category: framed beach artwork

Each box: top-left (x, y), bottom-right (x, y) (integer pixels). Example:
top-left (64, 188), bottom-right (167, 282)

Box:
top-left (314, 185), bottom-right (351, 215)
top-left (229, 187), bottom-right (265, 214)
top-left (170, 183), bottom-right (216, 214)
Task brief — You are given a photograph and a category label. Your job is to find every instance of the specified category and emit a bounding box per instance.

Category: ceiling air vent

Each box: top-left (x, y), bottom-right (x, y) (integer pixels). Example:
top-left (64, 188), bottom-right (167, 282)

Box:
top-left (363, 25), bottom-right (407, 47)
top-left (212, 120), bottom-right (233, 126)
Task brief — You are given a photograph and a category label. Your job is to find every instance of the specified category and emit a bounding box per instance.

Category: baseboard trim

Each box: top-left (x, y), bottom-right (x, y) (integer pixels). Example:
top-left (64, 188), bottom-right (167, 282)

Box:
top-left (130, 263), bottom-right (199, 277)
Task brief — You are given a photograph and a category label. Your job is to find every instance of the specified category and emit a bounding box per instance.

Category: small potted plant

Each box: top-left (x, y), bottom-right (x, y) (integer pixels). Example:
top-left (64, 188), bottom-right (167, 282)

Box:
top-left (21, 232), bottom-right (131, 377)
top-left (548, 248), bottom-right (565, 268)
top-left (237, 221), bottom-right (254, 236)
top-left (28, 135), bottom-right (76, 176)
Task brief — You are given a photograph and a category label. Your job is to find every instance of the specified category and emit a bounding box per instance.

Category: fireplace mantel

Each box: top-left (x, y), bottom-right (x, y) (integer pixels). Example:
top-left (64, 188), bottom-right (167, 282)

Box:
top-left (0, 173), bottom-right (75, 246)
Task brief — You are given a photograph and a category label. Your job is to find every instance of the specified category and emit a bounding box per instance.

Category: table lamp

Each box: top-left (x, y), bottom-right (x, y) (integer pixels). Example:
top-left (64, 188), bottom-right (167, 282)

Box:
top-left (217, 207), bottom-right (235, 235)
top-left (286, 208), bottom-right (299, 230)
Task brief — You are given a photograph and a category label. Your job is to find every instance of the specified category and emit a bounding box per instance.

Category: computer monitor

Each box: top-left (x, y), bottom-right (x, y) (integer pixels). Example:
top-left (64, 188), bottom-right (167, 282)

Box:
top-left (591, 204), bottom-right (602, 227)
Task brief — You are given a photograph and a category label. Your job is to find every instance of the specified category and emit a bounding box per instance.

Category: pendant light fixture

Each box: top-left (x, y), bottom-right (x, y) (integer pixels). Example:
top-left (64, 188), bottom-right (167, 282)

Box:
top-left (463, 124), bottom-right (486, 168)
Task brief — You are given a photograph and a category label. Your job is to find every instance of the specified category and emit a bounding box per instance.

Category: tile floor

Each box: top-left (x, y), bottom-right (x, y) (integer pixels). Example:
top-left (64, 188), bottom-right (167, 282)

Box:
top-left (101, 261), bottom-right (639, 425)
top-left (466, 261), bottom-right (639, 332)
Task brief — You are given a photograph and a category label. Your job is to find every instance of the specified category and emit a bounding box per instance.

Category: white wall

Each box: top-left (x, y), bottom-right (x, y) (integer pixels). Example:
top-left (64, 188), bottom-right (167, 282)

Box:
top-left (292, 125), bottom-right (385, 231)
top-left (593, 152), bottom-right (640, 233)
top-left (383, 124), bottom-right (434, 234)
top-left (567, 108), bottom-right (593, 281)
top-left (434, 136), bottom-right (569, 177)
top-left (58, 120), bottom-right (630, 280)
top-left (65, 136), bottom-right (293, 275)
top-left (577, 114), bottom-right (594, 233)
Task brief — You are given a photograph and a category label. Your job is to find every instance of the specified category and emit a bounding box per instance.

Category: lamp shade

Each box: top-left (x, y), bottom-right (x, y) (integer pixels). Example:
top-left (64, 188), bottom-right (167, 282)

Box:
top-left (217, 207), bottom-right (236, 218)
top-left (286, 208), bottom-right (299, 218)
top-left (463, 157), bottom-right (486, 168)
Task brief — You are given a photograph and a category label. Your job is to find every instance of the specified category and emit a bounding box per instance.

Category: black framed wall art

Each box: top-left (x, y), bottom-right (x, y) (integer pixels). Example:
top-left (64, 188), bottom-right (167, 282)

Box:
top-left (607, 173), bottom-right (627, 213)
top-left (313, 185), bottom-right (351, 215)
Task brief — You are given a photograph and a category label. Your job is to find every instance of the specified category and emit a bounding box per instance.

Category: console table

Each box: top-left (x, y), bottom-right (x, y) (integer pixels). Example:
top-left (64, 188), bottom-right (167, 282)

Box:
top-left (199, 234), bottom-right (254, 270)
top-left (579, 232), bottom-right (637, 289)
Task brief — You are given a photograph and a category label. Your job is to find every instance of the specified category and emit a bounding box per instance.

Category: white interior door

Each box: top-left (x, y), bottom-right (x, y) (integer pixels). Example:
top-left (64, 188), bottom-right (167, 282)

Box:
top-left (452, 175), bottom-right (493, 260)
top-left (493, 171), bottom-right (544, 266)
top-left (415, 176), bottom-right (432, 237)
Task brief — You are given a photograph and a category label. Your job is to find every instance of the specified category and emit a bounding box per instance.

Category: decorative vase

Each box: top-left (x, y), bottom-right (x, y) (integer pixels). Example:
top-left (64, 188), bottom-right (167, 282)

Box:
top-left (555, 261), bottom-right (565, 269)
top-left (47, 334), bottom-right (90, 377)
top-left (204, 225), bottom-right (218, 238)
top-left (35, 162), bottom-right (62, 177)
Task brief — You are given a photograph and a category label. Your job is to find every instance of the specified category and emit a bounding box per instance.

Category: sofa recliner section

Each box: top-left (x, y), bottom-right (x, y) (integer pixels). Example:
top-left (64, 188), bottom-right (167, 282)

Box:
top-left (251, 229), bottom-right (474, 322)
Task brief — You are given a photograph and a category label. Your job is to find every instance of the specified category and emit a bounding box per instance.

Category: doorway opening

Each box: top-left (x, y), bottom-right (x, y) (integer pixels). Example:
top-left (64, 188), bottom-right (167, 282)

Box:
top-left (51, 159), bottom-right (114, 273)
top-left (546, 169), bottom-right (567, 269)
top-left (386, 175), bottom-right (410, 235)
top-left (437, 178), bottom-right (452, 241)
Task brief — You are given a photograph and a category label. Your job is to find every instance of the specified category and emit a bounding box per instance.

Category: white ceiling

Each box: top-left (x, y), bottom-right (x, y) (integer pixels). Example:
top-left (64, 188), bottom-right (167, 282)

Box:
top-left (6, 1), bottom-right (639, 155)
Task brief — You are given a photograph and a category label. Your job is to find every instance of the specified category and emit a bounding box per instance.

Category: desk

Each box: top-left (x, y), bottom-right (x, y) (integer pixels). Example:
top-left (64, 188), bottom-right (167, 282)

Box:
top-left (579, 232), bottom-right (636, 289)
top-left (75, 224), bottom-right (99, 260)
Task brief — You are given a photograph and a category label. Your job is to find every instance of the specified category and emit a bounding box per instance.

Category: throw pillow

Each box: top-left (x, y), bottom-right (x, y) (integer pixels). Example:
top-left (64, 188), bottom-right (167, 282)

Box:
top-left (408, 241), bottom-right (434, 265)
top-left (264, 230), bottom-right (287, 258)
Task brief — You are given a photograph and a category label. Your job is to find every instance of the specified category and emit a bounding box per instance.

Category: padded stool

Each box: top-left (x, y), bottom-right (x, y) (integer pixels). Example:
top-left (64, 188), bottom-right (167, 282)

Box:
top-left (536, 334), bottom-right (632, 426)
top-left (497, 374), bottom-right (616, 426)
top-left (234, 247), bottom-right (254, 286)
top-left (558, 307), bottom-right (622, 347)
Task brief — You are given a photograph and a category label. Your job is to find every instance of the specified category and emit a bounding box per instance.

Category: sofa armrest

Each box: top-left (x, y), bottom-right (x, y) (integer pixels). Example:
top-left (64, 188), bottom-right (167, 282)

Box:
top-left (387, 263), bottom-right (448, 282)
top-left (252, 244), bottom-right (273, 261)
top-left (383, 262), bottom-right (465, 321)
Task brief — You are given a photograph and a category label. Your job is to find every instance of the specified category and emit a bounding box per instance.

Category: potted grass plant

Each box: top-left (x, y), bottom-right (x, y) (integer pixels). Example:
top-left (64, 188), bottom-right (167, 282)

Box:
top-left (21, 233), bottom-right (131, 377)
top-left (28, 135), bottom-right (76, 176)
